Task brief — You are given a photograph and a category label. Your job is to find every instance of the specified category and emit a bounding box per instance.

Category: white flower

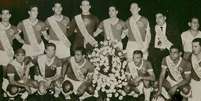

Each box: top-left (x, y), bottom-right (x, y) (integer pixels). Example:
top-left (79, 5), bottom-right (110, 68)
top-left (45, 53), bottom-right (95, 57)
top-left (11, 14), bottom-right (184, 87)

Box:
top-left (92, 80), bottom-right (97, 84)
top-left (118, 84), bottom-right (123, 88)
top-left (107, 93), bottom-right (113, 98)
top-left (115, 92), bottom-right (119, 97)
top-left (119, 96), bottom-right (123, 100)
top-left (94, 90), bottom-right (99, 98)
top-left (106, 98), bottom-right (110, 101)
top-left (121, 91), bottom-right (126, 96)
top-left (122, 82), bottom-right (128, 86)
top-left (101, 88), bottom-right (105, 92)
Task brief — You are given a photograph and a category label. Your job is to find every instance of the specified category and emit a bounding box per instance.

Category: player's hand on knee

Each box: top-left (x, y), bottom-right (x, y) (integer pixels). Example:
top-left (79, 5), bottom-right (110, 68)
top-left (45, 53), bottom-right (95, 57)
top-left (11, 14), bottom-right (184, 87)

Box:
top-left (77, 85), bottom-right (86, 96)
top-left (168, 86), bottom-right (177, 96)
top-left (24, 86), bottom-right (32, 94)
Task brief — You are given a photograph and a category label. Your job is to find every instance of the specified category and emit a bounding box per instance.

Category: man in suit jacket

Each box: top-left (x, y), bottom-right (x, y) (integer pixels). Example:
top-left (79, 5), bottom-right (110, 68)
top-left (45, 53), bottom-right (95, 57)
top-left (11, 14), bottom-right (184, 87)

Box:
top-left (149, 12), bottom-right (182, 79)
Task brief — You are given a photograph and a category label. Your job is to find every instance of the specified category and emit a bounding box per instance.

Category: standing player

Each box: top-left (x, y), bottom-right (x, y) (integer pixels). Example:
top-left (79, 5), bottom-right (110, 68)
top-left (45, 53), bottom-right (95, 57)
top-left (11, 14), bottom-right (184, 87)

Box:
top-left (46, 2), bottom-right (71, 58)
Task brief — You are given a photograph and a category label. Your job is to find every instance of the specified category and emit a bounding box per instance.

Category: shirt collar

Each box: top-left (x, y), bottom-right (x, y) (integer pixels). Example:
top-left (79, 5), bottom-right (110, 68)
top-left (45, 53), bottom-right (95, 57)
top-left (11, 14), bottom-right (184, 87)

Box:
top-left (156, 22), bottom-right (167, 28)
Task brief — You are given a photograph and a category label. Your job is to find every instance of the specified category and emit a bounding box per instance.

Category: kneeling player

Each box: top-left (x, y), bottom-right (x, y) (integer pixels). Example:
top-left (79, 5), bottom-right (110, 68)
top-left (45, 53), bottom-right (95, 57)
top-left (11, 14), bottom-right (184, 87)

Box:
top-left (155, 45), bottom-right (192, 101)
top-left (35, 43), bottom-right (62, 98)
top-left (4, 49), bottom-right (38, 101)
top-left (124, 50), bottom-right (155, 101)
top-left (61, 47), bottom-right (95, 100)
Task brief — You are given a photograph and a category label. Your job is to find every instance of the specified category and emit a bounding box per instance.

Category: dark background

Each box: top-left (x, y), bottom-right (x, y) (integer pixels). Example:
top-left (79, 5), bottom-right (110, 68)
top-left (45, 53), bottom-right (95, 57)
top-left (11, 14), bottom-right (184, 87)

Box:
top-left (0, 1), bottom-right (197, 100)
top-left (1, 0), bottom-right (201, 32)
top-left (1, 0), bottom-right (200, 54)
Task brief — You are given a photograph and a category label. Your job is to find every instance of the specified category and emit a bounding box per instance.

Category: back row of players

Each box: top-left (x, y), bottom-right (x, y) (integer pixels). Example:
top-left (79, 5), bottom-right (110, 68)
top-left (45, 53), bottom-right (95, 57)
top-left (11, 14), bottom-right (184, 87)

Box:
top-left (1, 0), bottom-right (201, 101)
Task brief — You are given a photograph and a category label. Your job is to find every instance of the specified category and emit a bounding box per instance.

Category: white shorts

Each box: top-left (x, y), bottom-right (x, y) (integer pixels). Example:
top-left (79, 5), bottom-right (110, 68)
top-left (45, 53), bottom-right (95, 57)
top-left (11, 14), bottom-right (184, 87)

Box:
top-left (22, 42), bottom-right (45, 57)
top-left (188, 79), bottom-right (201, 101)
top-left (49, 40), bottom-right (70, 58)
top-left (0, 50), bottom-right (12, 66)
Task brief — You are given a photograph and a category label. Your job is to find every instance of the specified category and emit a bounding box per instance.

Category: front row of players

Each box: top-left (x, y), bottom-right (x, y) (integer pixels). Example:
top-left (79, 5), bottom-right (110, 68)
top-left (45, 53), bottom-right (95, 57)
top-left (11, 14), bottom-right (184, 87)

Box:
top-left (2, 43), bottom-right (96, 101)
top-left (3, 38), bottom-right (201, 101)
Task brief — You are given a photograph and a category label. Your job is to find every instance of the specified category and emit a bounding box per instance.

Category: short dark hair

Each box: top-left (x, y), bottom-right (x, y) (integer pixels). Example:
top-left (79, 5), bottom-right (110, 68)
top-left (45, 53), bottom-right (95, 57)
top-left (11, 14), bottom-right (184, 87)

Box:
top-left (193, 38), bottom-right (201, 46)
top-left (133, 50), bottom-right (143, 57)
top-left (74, 47), bottom-right (86, 55)
top-left (15, 48), bottom-right (26, 55)
top-left (170, 45), bottom-right (182, 52)
top-left (45, 43), bottom-right (56, 50)
top-left (155, 9), bottom-right (168, 17)
top-left (27, 4), bottom-right (38, 11)
top-left (81, 0), bottom-right (90, 5)
top-left (108, 5), bottom-right (118, 11)
top-left (53, 1), bottom-right (62, 7)
top-left (1, 8), bottom-right (10, 14)
top-left (188, 16), bottom-right (199, 23)
top-left (130, 2), bottom-right (141, 8)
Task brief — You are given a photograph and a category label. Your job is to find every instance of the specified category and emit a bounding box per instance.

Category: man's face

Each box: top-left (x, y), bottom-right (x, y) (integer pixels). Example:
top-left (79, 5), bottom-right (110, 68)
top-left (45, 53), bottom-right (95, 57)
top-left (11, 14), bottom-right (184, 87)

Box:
top-left (133, 54), bottom-right (142, 65)
top-left (156, 13), bottom-right (166, 26)
top-left (130, 3), bottom-right (140, 15)
top-left (192, 42), bottom-right (201, 55)
top-left (108, 6), bottom-right (118, 18)
top-left (80, 0), bottom-right (91, 13)
top-left (189, 18), bottom-right (200, 30)
top-left (74, 50), bottom-right (84, 63)
top-left (53, 3), bottom-right (63, 15)
top-left (1, 10), bottom-right (11, 22)
top-left (45, 46), bottom-right (56, 58)
top-left (169, 48), bottom-right (180, 61)
top-left (28, 7), bottom-right (38, 19)
top-left (15, 53), bottom-right (25, 63)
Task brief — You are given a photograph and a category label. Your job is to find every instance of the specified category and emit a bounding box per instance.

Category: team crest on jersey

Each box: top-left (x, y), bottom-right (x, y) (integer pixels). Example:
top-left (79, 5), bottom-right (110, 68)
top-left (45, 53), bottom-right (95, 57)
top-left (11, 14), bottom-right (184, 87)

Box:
top-left (83, 18), bottom-right (90, 25)
top-left (35, 24), bottom-right (42, 31)
top-left (61, 19), bottom-right (68, 26)
top-left (8, 29), bottom-right (15, 36)
top-left (116, 23), bottom-right (122, 30)
top-left (137, 21), bottom-right (144, 28)
top-left (178, 66), bottom-right (183, 73)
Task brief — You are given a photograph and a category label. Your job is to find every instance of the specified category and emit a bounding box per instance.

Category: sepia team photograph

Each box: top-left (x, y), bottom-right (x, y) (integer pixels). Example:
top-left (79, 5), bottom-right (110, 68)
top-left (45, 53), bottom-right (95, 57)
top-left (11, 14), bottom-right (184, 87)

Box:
top-left (0, 0), bottom-right (201, 101)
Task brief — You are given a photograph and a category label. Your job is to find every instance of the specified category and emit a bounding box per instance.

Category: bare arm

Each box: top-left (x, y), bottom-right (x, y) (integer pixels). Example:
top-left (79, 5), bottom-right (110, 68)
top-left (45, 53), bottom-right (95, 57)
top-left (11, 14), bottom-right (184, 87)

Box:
top-left (41, 30), bottom-right (50, 41)
top-left (121, 29), bottom-right (128, 39)
top-left (174, 72), bottom-right (191, 89)
top-left (141, 70), bottom-right (155, 81)
top-left (15, 30), bottom-right (25, 44)
top-left (93, 28), bottom-right (103, 37)
top-left (8, 75), bottom-right (27, 88)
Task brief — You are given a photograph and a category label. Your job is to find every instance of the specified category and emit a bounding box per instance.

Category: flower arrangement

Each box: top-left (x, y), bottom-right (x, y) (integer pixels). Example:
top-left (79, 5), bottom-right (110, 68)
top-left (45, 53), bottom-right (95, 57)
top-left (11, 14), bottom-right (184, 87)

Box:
top-left (88, 40), bottom-right (128, 101)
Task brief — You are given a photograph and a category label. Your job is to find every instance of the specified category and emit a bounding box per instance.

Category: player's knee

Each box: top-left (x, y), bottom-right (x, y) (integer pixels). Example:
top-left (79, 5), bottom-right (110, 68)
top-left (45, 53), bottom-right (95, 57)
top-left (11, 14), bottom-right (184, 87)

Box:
top-left (143, 80), bottom-right (151, 88)
top-left (86, 85), bottom-right (95, 95)
top-left (62, 80), bottom-right (73, 93)
top-left (30, 80), bottom-right (39, 89)
top-left (129, 80), bottom-right (139, 87)
top-left (7, 86), bottom-right (18, 96)
top-left (181, 85), bottom-right (191, 95)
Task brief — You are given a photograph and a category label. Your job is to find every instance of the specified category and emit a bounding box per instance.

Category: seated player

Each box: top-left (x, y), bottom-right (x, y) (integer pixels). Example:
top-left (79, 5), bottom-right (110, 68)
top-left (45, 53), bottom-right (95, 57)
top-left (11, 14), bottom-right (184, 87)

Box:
top-left (61, 47), bottom-right (95, 100)
top-left (3, 48), bottom-right (38, 101)
top-left (155, 45), bottom-right (192, 101)
top-left (124, 50), bottom-right (155, 101)
top-left (34, 43), bottom-right (62, 98)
